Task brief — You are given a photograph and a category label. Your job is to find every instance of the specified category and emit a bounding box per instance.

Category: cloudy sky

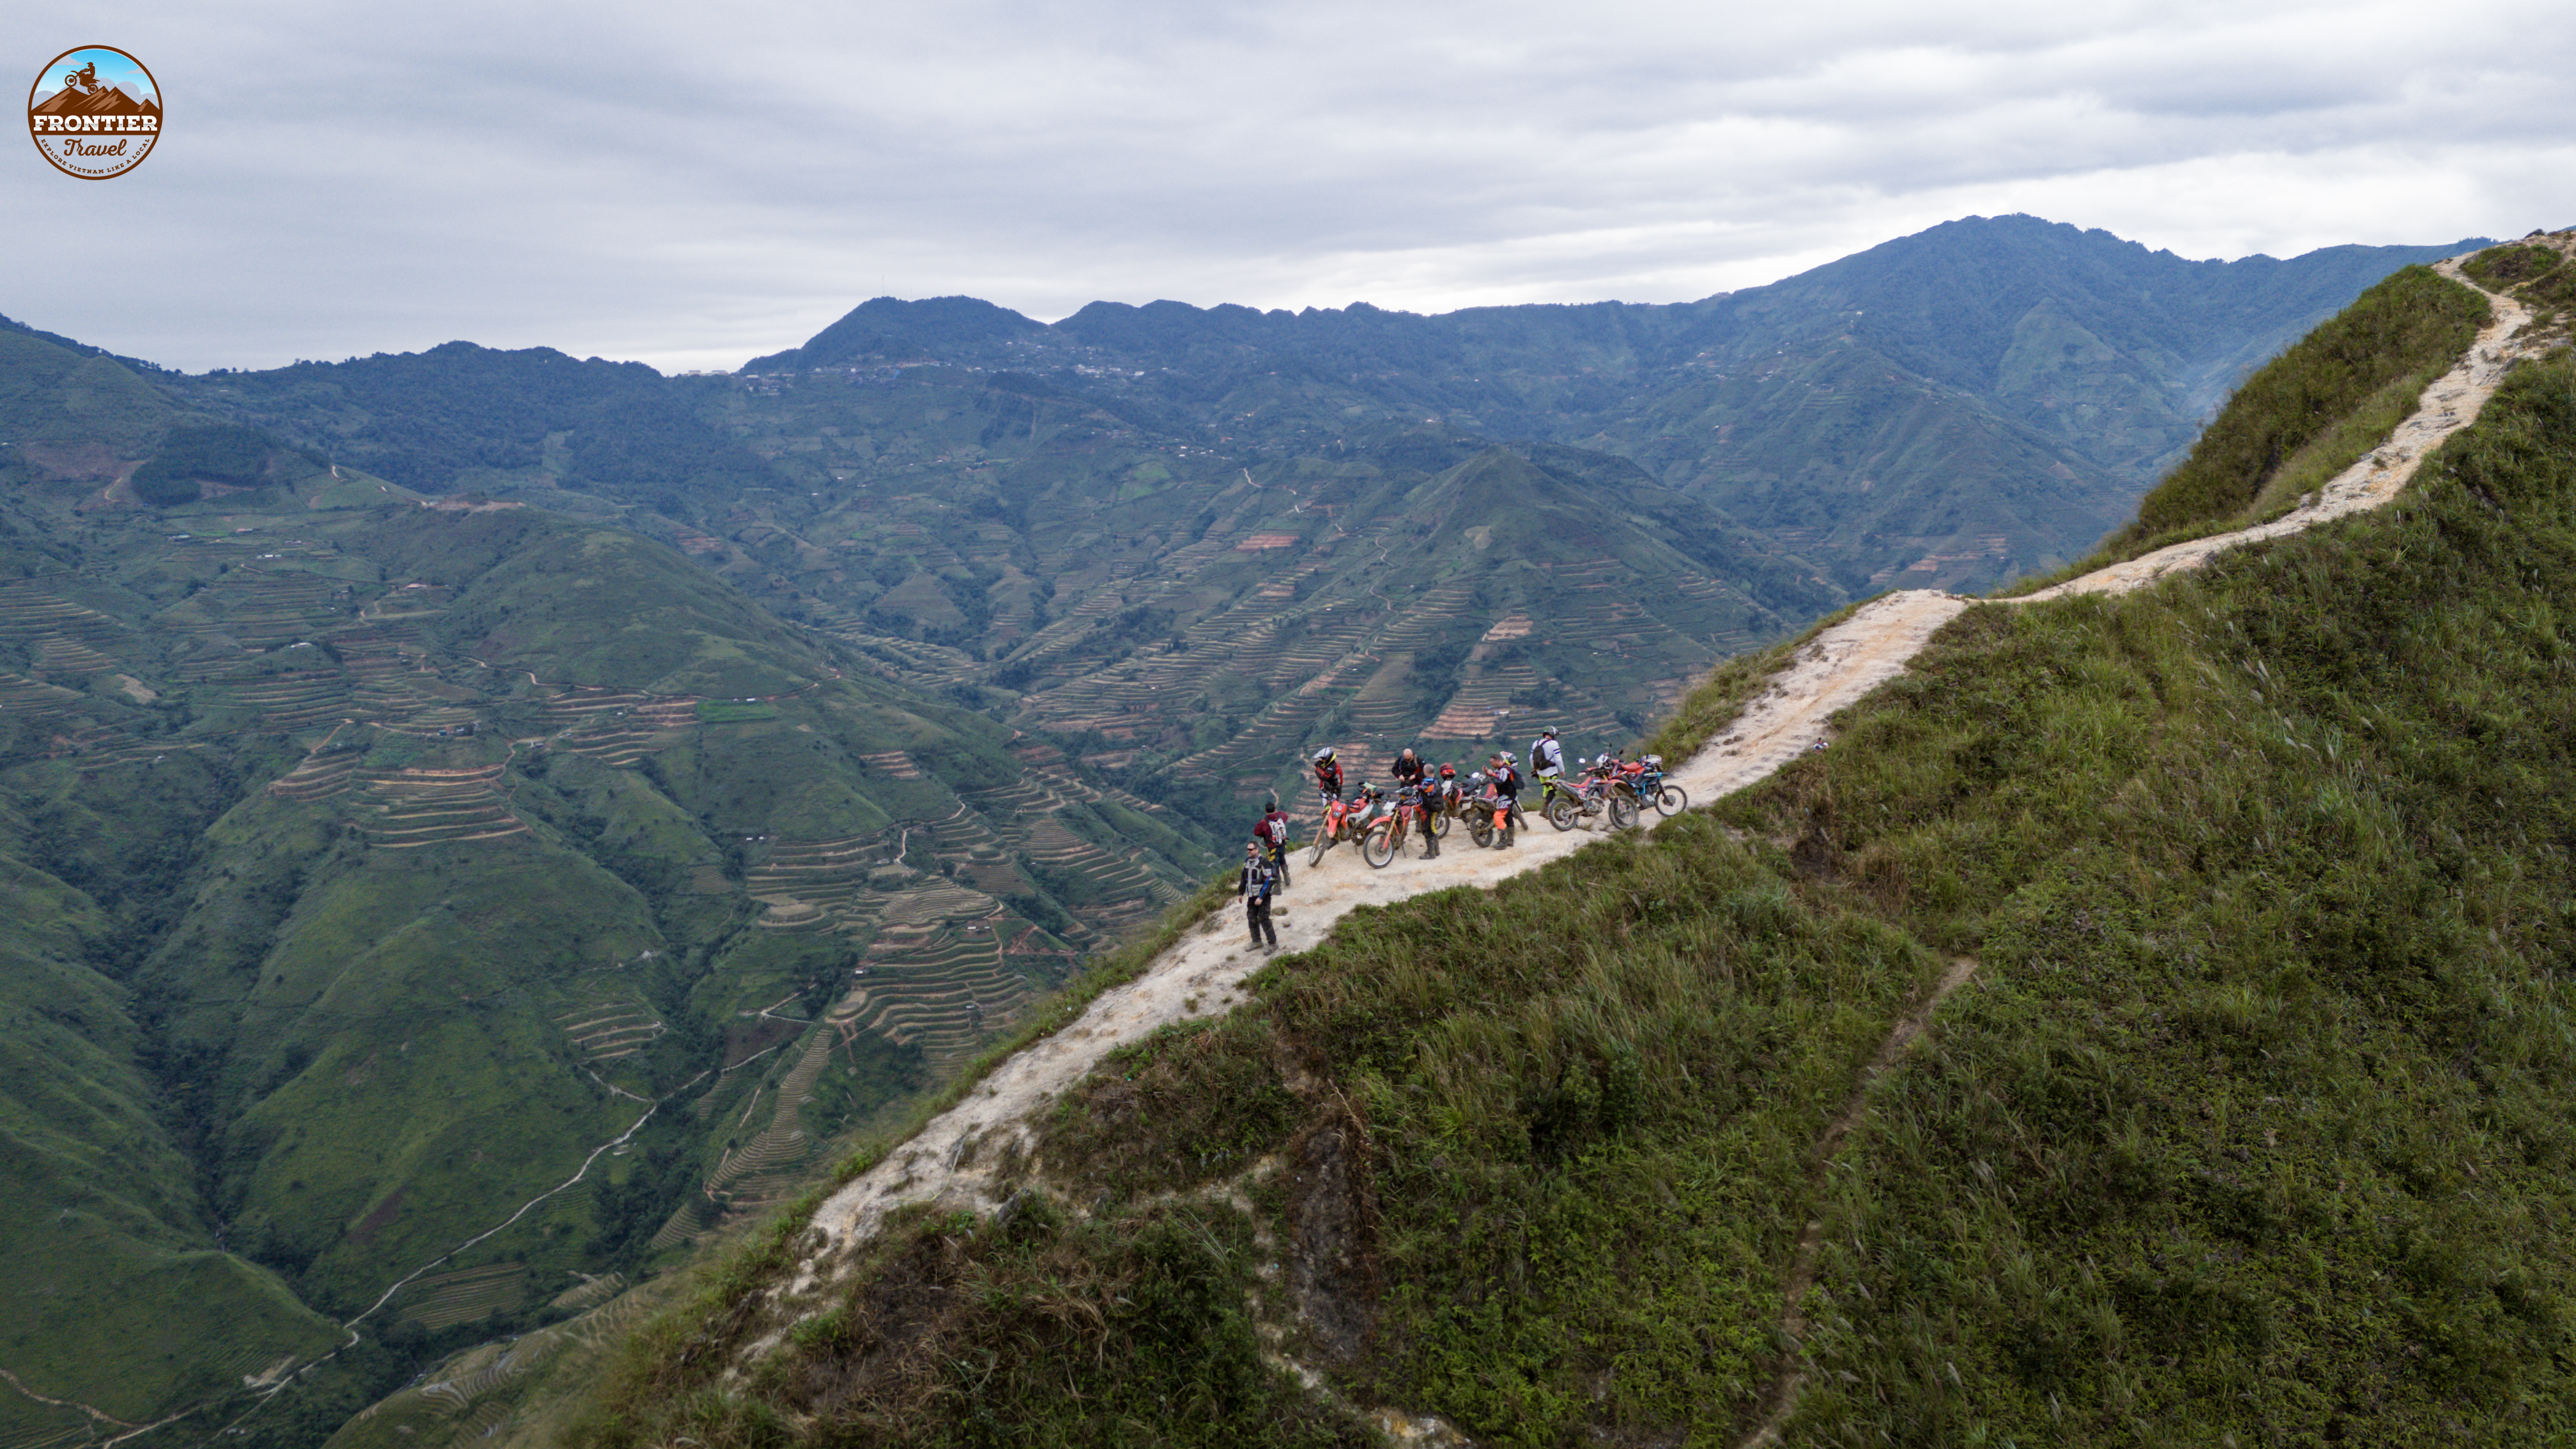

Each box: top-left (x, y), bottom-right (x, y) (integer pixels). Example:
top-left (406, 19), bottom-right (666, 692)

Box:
top-left (9, 0), bottom-right (2568, 373)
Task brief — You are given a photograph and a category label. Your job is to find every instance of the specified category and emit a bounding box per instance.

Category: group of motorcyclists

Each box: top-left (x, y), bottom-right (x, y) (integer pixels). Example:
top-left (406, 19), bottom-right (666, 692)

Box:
top-left (1236, 726), bottom-right (1621, 951)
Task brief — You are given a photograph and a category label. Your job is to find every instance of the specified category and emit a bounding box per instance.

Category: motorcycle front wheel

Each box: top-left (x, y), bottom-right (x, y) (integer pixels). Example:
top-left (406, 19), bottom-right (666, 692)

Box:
top-left (1545, 795), bottom-right (1577, 831)
top-left (1655, 784), bottom-right (1688, 816)
top-left (1432, 810), bottom-right (1452, 839)
top-left (1309, 829), bottom-right (1332, 866)
top-left (1361, 825), bottom-right (1397, 868)
top-left (1466, 815), bottom-right (1492, 847)
top-left (1608, 793), bottom-right (1640, 830)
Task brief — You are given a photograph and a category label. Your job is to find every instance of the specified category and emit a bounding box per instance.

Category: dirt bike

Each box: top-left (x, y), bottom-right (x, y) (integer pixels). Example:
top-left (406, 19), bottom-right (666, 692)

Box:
top-left (1462, 790), bottom-right (1519, 847)
top-left (1424, 783), bottom-right (1459, 838)
top-left (1632, 753), bottom-right (1687, 815)
top-left (1307, 793), bottom-right (1361, 864)
top-left (1534, 772), bottom-right (1578, 829)
top-left (1362, 791), bottom-right (1436, 867)
top-left (1544, 766), bottom-right (1638, 832)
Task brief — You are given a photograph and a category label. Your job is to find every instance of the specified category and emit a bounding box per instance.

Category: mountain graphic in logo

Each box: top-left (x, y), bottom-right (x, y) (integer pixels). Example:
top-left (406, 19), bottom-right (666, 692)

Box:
top-left (26, 45), bottom-right (160, 179)
top-left (33, 83), bottom-right (157, 118)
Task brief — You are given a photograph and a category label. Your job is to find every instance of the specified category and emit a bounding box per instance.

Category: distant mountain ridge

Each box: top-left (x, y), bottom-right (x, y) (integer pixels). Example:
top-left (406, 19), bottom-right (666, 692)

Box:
top-left (744, 216), bottom-right (2485, 594)
top-left (135, 215), bottom-right (2490, 839)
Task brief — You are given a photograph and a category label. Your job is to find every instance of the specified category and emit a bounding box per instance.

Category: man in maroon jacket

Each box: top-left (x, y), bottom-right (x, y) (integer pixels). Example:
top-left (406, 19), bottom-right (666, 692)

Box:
top-left (1256, 797), bottom-right (1292, 890)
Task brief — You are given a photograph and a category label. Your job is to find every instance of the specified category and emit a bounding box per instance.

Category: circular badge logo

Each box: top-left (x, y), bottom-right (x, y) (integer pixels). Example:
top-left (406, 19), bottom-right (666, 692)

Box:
top-left (27, 46), bottom-right (159, 180)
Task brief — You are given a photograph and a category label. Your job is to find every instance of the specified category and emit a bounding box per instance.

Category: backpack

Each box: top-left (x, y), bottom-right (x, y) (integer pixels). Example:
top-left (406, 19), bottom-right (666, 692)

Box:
top-left (1261, 815), bottom-right (1287, 847)
top-left (1529, 740), bottom-right (1548, 773)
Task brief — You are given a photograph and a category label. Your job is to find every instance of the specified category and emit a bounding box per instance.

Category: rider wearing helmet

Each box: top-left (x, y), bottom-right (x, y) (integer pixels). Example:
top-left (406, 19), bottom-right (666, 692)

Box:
top-left (1530, 727), bottom-right (1564, 783)
top-left (1312, 746), bottom-right (1344, 803)
top-left (1485, 752), bottom-right (1524, 847)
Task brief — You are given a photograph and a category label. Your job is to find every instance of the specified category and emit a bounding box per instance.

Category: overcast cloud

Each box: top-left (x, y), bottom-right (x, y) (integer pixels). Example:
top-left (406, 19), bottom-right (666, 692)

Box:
top-left (6, 0), bottom-right (2568, 372)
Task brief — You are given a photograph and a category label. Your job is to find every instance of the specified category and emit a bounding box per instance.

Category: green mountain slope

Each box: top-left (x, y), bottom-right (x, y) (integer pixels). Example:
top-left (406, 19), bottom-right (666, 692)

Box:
top-left (141, 218), bottom-right (2480, 857)
top-left (565, 245), bottom-right (2576, 1446)
top-left (0, 327), bottom-right (1222, 1449)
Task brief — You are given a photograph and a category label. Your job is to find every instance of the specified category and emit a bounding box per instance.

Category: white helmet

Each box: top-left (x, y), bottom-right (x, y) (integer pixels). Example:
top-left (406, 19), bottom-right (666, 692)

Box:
top-left (1314, 746), bottom-right (1336, 762)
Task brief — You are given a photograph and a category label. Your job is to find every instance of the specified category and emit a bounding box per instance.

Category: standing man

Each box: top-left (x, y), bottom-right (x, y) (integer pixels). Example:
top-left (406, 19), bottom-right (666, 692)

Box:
top-left (1239, 841), bottom-right (1280, 953)
top-left (1257, 797), bottom-right (1293, 890)
top-left (1529, 728), bottom-right (1566, 819)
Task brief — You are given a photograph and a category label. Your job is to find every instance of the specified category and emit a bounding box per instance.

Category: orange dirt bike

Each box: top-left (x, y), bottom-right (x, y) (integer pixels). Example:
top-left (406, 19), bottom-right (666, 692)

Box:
top-left (1361, 789), bottom-right (1436, 867)
top-left (1307, 792), bottom-right (1363, 864)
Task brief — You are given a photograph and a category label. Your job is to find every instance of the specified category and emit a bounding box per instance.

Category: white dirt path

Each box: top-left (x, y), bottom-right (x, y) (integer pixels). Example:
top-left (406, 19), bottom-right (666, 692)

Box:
top-left (786, 257), bottom-right (2541, 1307)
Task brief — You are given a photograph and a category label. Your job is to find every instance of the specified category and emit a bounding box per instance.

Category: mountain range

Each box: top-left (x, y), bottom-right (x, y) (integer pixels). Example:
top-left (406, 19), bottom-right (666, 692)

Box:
top-left (0, 214), bottom-right (2503, 1449)
top-left (159, 217), bottom-right (2480, 836)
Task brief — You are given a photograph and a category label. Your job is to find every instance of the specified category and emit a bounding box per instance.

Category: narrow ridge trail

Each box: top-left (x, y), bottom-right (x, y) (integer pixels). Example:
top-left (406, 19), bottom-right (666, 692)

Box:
top-left (783, 258), bottom-right (2539, 1322)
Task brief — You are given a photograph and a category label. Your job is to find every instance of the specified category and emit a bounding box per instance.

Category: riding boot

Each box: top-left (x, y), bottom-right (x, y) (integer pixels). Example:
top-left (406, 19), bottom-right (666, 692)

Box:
top-left (1423, 838), bottom-right (1439, 859)
top-left (1499, 825), bottom-right (1514, 848)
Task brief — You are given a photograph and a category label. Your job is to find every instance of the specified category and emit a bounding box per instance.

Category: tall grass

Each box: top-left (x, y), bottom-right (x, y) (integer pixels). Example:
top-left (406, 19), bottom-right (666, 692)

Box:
top-left (2001, 265), bottom-right (2488, 594)
top-left (681, 348), bottom-right (2576, 1447)
top-left (1778, 348), bottom-right (2576, 1444)
top-left (567, 312), bottom-right (2576, 1445)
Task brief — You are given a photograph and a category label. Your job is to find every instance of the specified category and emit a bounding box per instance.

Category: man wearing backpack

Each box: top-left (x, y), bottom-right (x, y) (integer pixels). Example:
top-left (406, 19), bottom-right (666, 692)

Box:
top-left (1256, 797), bottom-right (1292, 889)
top-left (1530, 727), bottom-right (1564, 782)
top-left (1238, 841), bottom-right (1280, 952)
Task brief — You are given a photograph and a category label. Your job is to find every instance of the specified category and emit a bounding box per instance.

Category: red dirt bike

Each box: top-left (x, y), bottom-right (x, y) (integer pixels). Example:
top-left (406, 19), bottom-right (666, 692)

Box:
top-left (1361, 788), bottom-right (1436, 867)
top-left (1307, 792), bottom-right (1362, 865)
top-left (1544, 758), bottom-right (1640, 832)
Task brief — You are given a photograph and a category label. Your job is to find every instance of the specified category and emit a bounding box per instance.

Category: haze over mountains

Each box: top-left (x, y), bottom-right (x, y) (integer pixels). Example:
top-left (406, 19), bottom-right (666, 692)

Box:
top-left (0, 214), bottom-right (2489, 1449)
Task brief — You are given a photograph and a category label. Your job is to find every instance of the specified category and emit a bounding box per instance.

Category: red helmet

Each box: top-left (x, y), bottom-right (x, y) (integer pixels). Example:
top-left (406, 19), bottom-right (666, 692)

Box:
top-left (1439, 763), bottom-right (1455, 778)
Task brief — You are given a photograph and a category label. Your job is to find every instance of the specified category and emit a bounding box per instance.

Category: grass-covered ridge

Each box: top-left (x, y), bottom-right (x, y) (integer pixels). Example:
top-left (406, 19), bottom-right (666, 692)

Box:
top-left (1774, 344), bottom-right (2576, 1444)
top-left (2005, 263), bottom-right (2488, 592)
top-left (595, 342), bottom-right (2576, 1446)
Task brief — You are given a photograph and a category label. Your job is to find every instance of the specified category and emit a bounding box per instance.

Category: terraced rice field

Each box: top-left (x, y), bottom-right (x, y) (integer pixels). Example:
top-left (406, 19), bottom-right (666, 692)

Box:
top-left (844, 923), bottom-right (1027, 1066)
top-left (267, 749), bottom-right (361, 802)
top-left (745, 832), bottom-right (903, 931)
top-left (0, 671), bottom-right (91, 733)
top-left (346, 1285), bottom-right (652, 1443)
top-left (0, 579), bottom-right (137, 674)
top-left (217, 666), bottom-right (356, 733)
top-left (396, 1263), bottom-right (528, 1331)
top-left (159, 569), bottom-right (356, 650)
top-left (554, 999), bottom-right (666, 1062)
top-left (702, 1031), bottom-right (837, 1213)
top-left (0, 1412), bottom-right (98, 1449)
top-left (355, 764), bottom-right (530, 848)
top-left (545, 1272), bottom-right (625, 1315)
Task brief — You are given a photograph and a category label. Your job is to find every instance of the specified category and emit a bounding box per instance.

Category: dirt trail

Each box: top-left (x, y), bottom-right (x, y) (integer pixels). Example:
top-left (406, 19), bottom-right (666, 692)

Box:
top-left (790, 590), bottom-right (1975, 1282)
top-left (786, 256), bottom-right (2539, 1315)
top-left (1738, 958), bottom-right (1979, 1449)
top-left (2021, 258), bottom-right (2533, 602)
